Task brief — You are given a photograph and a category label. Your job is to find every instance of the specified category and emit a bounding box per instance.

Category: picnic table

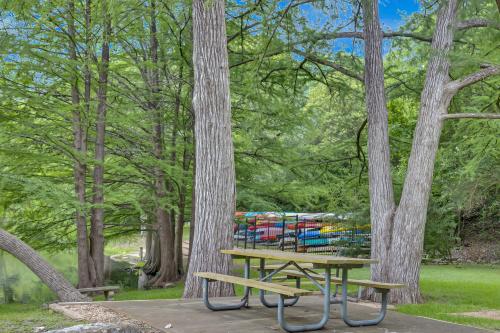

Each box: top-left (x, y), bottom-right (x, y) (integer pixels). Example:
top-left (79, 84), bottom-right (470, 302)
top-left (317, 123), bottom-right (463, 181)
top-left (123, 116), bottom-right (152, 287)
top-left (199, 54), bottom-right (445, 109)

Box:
top-left (195, 248), bottom-right (404, 332)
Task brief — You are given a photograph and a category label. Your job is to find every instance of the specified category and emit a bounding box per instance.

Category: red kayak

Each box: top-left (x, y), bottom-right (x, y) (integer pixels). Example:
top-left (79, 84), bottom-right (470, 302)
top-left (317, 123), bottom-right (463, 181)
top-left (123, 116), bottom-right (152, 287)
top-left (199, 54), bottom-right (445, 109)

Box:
top-left (287, 222), bottom-right (323, 230)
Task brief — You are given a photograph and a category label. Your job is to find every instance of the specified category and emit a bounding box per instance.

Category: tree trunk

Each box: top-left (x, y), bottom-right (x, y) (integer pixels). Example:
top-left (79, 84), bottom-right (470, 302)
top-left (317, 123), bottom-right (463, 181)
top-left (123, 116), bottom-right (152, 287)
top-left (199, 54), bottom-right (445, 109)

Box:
top-left (175, 139), bottom-right (192, 276)
top-left (175, 188), bottom-right (186, 276)
top-left (68, 0), bottom-right (92, 289)
top-left (388, 0), bottom-right (459, 304)
top-left (171, 66), bottom-right (186, 276)
top-left (361, 0), bottom-right (395, 294)
top-left (0, 228), bottom-right (88, 302)
top-left (183, 0), bottom-right (235, 298)
top-left (142, 227), bottom-right (161, 278)
top-left (187, 144), bottom-right (195, 273)
top-left (149, 0), bottom-right (178, 286)
top-left (90, 0), bottom-right (111, 287)
top-left (187, 94), bottom-right (196, 274)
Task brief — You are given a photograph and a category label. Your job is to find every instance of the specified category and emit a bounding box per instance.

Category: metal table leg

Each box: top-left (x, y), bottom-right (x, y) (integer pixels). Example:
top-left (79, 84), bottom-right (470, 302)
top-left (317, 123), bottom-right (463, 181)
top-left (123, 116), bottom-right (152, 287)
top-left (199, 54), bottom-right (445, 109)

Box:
top-left (339, 268), bottom-right (388, 327)
top-left (202, 258), bottom-right (251, 311)
top-left (259, 258), bottom-right (300, 308)
top-left (277, 266), bottom-right (331, 332)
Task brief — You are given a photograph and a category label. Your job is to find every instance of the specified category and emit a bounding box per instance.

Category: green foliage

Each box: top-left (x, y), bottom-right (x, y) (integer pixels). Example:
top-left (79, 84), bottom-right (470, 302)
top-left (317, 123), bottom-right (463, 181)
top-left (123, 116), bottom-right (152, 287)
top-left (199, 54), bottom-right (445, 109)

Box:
top-left (0, 304), bottom-right (82, 333)
top-left (0, 0), bottom-right (498, 263)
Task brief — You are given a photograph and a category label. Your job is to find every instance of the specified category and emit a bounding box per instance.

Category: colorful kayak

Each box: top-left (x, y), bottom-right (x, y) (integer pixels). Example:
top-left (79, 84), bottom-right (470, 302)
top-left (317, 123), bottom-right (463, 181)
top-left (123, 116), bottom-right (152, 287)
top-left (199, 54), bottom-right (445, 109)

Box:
top-left (287, 222), bottom-right (324, 230)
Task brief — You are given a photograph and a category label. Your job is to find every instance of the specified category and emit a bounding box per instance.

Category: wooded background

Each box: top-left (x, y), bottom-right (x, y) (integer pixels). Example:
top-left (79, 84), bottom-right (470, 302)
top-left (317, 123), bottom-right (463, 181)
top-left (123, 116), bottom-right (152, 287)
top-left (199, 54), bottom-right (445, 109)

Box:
top-left (0, 0), bottom-right (498, 303)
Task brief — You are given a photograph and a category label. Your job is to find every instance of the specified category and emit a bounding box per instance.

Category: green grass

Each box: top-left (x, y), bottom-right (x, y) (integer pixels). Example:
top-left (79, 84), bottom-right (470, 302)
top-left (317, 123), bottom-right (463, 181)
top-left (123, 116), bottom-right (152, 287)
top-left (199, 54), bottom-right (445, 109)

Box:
top-left (94, 285), bottom-right (186, 301)
top-left (397, 264), bottom-right (500, 330)
top-left (2, 241), bottom-right (499, 331)
top-left (0, 304), bottom-right (82, 333)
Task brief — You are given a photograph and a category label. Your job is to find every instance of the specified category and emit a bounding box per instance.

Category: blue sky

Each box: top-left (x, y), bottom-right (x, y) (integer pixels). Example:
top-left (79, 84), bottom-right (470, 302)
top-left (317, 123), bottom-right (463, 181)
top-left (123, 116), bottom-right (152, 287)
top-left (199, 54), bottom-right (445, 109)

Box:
top-left (378, 0), bottom-right (420, 29)
top-left (294, 1), bottom-right (422, 55)
top-left (299, 0), bottom-right (421, 31)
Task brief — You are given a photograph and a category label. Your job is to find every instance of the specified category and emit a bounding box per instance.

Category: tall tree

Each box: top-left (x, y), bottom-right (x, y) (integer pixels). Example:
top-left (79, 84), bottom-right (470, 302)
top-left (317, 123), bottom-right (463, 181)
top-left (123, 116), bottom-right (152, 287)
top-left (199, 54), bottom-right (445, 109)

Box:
top-left (183, 0), bottom-right (236, 298)
top-left (387, 0), bottom-right (499, 303)
top-left (68, 0), bottom-right (93, 289)
top-left (148, 0), bottom-right (179, 286)
top-left (90, 0), bottom-right (112, 287)
top-left (361, 0), bottom-right (499, 303)
top-left (361, 0), bottom-right (395, 289)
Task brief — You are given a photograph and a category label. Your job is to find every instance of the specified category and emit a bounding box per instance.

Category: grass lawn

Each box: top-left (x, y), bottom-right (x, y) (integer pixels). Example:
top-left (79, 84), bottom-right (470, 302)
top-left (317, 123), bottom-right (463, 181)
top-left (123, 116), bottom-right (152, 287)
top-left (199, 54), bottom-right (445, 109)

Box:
top-left (1, 263), bottom-right (498, 332)
top-left (397, 264), bottom-right (500, 330)
top-left (0, 304), bottom-right (82, 333)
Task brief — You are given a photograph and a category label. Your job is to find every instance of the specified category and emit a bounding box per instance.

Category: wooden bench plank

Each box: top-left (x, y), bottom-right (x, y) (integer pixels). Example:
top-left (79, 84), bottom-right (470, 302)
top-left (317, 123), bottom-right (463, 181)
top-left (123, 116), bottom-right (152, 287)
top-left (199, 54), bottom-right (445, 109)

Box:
top-left (194, 272), bottom-right (313, 297)
top-left (281, 270), bottom-right (405, 289)
top-left (77, 286), bottom-right (120, 301)
top-left (77, 286), bottom-right (120, 293)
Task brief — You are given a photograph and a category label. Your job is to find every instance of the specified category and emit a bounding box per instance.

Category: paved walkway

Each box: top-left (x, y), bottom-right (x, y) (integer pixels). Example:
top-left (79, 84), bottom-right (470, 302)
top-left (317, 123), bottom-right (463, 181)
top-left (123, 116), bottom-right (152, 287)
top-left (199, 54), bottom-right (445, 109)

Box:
top-left (100, 296), bottom-right (491, 333)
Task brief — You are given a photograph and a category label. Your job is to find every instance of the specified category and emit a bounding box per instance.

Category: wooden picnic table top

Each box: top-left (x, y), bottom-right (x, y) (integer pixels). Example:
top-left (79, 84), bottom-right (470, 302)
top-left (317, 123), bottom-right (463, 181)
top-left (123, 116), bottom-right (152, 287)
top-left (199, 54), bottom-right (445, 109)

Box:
top-left (221, 248), bottom-right (376, 266)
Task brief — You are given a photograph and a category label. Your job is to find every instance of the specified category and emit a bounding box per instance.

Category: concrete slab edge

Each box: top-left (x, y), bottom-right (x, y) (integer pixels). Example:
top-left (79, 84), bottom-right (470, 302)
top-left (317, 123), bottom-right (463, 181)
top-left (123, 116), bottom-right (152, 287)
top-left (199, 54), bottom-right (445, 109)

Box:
top-left (413, 315), bottom-right (496, 332)
top-left (49, 303), bottom-right (86, 321)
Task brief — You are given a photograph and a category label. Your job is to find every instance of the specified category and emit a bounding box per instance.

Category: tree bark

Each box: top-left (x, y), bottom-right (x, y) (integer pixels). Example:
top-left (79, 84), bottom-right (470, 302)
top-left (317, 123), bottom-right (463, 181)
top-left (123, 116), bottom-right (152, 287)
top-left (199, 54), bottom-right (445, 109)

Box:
top-left (171, 64), bottom-right (186, 276)
top-left (68, 0), bottom-right (92, 289)
top-left (149, 0), bottom-right (178, 286)
top-left (388, 0), bottom-right (459, 304)
top-left (187, 139), bottom-right (195, 273)
top-left (360, 0), bottom-right (500, 304)
top-left (441, 113), bottom-right (500, 120)
top-left (361, 0), bottom-right (395, 295)
top-left (142, 225), bottom-right (161, 278)
top-left (183, 0), bottom-right (236, 298)
top-left (0, 228), bottom-right (89, 302)
top-left (90, 0), bottom-right (111, 287)
top-left (175, 185), bottom-right (186, 276)
top-left (175, 134), bottom-right (192, 276)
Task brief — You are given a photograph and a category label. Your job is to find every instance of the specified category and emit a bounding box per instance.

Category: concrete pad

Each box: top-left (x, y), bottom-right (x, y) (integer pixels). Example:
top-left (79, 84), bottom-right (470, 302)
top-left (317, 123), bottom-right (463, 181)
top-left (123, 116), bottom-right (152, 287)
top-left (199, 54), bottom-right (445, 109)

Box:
top-left (99, 296), bottom-right (492, 333)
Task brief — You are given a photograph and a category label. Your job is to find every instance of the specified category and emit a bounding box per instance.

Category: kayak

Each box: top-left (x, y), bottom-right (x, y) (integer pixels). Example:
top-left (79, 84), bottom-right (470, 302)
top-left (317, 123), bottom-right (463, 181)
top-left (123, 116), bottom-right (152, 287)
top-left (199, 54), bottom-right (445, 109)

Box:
top-left (287, 222), bottom-right (324, 230)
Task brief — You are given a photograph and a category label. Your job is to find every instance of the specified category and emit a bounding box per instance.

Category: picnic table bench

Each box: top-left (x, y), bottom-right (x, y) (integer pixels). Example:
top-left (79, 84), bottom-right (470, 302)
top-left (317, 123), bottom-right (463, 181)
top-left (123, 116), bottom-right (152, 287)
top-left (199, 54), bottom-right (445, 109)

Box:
top-left (256, 263), bottom-right (404, 301)
top-left (77, 286), bottom-right (120, 301)
top-left (195, 248), bottom-right (405, 332)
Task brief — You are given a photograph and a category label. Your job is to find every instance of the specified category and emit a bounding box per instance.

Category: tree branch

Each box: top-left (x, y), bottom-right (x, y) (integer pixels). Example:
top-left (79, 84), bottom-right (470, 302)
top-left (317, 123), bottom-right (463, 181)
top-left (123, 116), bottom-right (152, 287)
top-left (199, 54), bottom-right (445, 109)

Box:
top-left (299, 31), bottom-right (364, 43)
top-left (382, 31), bottom-right (433, 42)
top-left (455, 19), bottom-right (500, 30)
top-left (441, 113), bottom-right (500, 120)
top-left (227, 0), bottom-right (319, 43)
top-left (445, 65), bottom-right (500, 93)
top-left (292, 48), bottom-right (364, 82)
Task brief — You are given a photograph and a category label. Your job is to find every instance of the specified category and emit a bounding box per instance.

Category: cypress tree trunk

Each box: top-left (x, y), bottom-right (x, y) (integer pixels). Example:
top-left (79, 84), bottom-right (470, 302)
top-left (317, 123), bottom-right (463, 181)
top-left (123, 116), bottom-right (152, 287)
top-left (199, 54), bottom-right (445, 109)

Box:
top-left (361, 0), bottom-right (395, 295)
top-left (388, 0), bottom-right (459, 303)
top-left (149, 0), bottom-right (178, 286)
top-left (361, 0), bottom-right (499, 303)
top-left (183, 0), bottom-right (235, 298)
top-left (172, 66), bottom-right (186, 276)
top-left (90, 0), bottom-right (111, 287)
top-left (0, 228), bottom-right (88, 302)
top-left (175, 141), bottom-right (192, 275)
top-left (68, 0), bottom-right (92, 289)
